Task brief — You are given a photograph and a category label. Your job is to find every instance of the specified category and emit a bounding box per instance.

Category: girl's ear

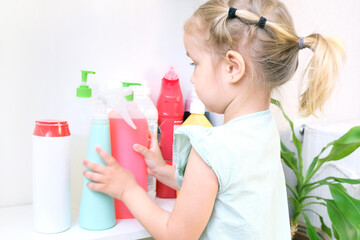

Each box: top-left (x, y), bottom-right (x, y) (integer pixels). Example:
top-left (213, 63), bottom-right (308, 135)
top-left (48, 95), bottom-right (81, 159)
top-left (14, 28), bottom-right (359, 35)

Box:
top-left (225, 50), bottom-right (246, 84)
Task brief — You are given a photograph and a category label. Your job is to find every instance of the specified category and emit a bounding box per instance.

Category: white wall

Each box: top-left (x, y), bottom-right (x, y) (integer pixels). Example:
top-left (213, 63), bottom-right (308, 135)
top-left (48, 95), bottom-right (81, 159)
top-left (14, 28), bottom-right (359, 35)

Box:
top-left (272, 0), bottom-right (360, 128)
top-left (0, 0), bottom-right (205, 208)
top-left (1, 0), bottom-right (359, 208)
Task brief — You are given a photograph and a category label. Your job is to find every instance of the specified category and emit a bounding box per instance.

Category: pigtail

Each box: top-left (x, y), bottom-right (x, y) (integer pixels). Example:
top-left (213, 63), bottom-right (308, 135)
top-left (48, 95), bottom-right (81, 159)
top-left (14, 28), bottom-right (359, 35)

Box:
top-left (186, 0), bottom-right (345, 117)
top-left (299, 34), bottom-right (345, 116)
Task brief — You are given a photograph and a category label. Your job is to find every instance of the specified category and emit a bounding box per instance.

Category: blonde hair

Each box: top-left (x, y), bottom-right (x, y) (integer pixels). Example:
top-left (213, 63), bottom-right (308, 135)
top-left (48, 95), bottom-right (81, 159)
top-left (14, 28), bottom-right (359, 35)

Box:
top-left (184, 0), bottom-right (345, 116)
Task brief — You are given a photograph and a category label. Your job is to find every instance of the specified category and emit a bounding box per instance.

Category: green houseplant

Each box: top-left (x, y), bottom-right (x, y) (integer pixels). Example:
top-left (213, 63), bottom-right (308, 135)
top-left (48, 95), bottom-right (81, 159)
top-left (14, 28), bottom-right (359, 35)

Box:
top-left (271, 99), bottom-right (360, 240)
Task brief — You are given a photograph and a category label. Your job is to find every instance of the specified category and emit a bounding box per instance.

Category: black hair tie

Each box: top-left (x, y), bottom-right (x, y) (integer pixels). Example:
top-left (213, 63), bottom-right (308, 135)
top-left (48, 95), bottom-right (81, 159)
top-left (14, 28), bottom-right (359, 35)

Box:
top-left (257, 16), bottom-right (267, 28)
top-left (228, 7), bottom-right (237, 19)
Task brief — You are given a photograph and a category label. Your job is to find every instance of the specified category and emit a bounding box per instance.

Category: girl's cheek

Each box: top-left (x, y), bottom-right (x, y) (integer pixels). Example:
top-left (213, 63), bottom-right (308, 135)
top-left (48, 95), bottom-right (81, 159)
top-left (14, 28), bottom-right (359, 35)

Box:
top-left (190, 75), bottom-right (195, 84)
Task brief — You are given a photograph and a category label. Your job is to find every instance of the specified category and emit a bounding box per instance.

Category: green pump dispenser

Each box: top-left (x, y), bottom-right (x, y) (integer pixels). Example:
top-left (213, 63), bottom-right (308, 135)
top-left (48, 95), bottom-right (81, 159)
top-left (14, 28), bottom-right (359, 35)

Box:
top-left (77, 70), bottom-right (96, 98)
top-left (122, 82), bottom-right (142, 101)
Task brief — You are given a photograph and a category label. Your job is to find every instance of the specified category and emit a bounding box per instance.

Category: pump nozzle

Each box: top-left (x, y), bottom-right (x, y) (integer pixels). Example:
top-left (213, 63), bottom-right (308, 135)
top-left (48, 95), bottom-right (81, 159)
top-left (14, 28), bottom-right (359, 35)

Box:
top-left (122, 82), bottom-right (142, 88)
top-left (77, 70), bottom-right (96, 98)
top-left (82, 71), bottom-right (96, 82)
top-left (122, 82), bottom-right (142, 101)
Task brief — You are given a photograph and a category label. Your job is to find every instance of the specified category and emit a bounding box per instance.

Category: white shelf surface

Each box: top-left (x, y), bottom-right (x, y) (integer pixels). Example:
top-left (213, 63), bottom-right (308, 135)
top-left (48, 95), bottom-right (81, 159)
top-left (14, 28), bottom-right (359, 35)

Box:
top-left (0, 198), bottom-right (175, 240)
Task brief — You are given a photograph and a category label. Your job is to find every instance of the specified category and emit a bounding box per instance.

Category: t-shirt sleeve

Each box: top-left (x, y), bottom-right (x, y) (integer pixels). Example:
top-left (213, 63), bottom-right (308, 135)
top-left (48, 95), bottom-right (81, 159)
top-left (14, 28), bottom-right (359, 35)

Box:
top-left (173, 125), bottom-right (226, 192)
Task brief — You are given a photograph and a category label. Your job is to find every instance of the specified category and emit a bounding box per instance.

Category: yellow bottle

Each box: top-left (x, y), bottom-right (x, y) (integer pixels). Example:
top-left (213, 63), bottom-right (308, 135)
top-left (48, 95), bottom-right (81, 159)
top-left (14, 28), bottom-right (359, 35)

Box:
top-left (182, 96), bottom-right (212, 127)
top-left (182, 113), bottom-right (212, 127)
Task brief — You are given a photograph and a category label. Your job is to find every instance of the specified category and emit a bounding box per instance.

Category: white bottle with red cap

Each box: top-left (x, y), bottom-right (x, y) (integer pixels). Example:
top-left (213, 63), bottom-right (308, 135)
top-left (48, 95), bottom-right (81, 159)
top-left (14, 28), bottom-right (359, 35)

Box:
top-left (32, 120), bottom-right (71, 233)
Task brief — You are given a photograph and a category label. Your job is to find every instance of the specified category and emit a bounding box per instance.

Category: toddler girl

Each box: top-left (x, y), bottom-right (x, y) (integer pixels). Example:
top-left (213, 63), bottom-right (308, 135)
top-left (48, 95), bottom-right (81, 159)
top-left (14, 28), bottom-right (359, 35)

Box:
top-left (83, 0), bottom-right (344, 239)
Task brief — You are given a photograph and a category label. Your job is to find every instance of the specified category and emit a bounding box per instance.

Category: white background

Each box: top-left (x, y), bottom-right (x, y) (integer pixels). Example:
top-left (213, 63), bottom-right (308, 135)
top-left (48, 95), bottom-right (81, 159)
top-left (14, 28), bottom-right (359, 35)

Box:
top-left (0, 0), bottom-right (359, 208)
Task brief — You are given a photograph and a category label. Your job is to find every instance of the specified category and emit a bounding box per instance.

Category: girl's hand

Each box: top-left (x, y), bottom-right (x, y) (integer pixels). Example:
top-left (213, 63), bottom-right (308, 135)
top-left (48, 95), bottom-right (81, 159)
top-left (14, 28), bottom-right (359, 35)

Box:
top-left (133, 132), bottom-right (166, 178)
top-left (83, 146), bottom-right (138, 200)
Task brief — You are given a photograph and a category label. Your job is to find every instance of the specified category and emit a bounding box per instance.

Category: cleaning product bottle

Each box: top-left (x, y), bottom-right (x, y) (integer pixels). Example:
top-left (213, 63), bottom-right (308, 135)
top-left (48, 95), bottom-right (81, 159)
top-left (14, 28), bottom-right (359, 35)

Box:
top-left (69, 70), bottom-right (96, 212)
top-left (157, 67), bottom-right (184, 198)
top-left (78, 97), bottom-right (116, 230)
top-left (183, 86), bottom-right (211, 123)
top-left (73, 70), bottom-right (96, 135)
top-left (182, 96), bottom-right (212, 127)
top-left (183, 85), bottom-right (196, 122)
top-left (124, 82), bottom-right (158, 200)
top-left (132, 82), bottom-right (158, 137)
top-left (33, 120), bottom-right (71, 233)
top-left (105, 88), bottom-right (149, 219)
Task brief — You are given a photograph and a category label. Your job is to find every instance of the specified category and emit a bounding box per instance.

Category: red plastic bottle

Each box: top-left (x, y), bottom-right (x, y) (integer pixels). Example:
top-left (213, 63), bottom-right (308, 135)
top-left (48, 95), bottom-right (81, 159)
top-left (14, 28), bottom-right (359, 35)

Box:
top-left (157, 67), bottom-right (184, 198)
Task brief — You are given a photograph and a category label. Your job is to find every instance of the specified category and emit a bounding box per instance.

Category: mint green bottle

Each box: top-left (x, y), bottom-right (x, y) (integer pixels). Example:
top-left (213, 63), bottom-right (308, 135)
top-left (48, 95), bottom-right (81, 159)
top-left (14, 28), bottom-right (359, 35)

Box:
top-left (78, 96), bottom-right (116, 230)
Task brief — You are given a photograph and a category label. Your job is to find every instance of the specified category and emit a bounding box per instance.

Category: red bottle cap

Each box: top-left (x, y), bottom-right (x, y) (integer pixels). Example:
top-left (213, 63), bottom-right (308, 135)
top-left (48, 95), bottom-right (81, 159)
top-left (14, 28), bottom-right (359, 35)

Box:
top-left (33, 120), bottom-right (71, 137)
top-left (163, 66), bottom-right (179, 81)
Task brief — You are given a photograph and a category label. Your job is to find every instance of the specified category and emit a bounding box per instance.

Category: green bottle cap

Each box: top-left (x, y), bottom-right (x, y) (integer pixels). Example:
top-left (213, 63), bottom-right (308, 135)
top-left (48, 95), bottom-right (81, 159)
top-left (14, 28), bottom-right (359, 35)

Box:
top-left (122, 82), bottom-right (142, 101)
top-left (77, 70), bottom-right (96, 98)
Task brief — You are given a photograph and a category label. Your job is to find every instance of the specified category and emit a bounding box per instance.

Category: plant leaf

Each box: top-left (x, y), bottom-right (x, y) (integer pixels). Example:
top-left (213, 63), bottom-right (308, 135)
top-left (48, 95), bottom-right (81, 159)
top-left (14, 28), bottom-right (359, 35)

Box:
top-left (318, 126), bottom-right (360, 165)
top-left (309, 177), bottom-right (360, 188)
top-left (303, 213), bottom-right (322, 240)
top-left (286, 183), bottom-right (299, 199)
top-left (329, 184), bottom-right (360, 230)
top-left (304, 155), bottom-right (321, 184)
top-left (329, 177), bottom-right (360, 185)
top-left (301, 195), bottom-right (327, 203)
top-left (305, 126), bottom-right (360, 184)
top-left (281, 141), bottom-right (300, 175)
top-left (326, 200), bottom-right (360, 240)
top-left (271, 98), bottom-right (303, 176)
top-left (303, 201), bottom-right (327, 208)
top-left (333, 227), bottom-right (340, 240)
top-left (304, 177), bottom-right (360, 194)
top-left (319, 215), bottom-right (332, 238)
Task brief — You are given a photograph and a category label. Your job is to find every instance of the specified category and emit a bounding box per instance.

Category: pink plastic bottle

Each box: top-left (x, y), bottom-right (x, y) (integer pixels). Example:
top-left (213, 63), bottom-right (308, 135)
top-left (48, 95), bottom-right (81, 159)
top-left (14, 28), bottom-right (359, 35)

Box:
top-left (109, 93), bottom-right (148, 219)
top-left (157, 67), bottom-right (184, 198)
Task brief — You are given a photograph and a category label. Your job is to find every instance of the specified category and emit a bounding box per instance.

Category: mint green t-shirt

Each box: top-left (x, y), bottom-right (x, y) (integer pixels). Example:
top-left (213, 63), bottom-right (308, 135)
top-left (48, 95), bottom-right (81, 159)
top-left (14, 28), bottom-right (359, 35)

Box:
top-left (173, 110), bottom-right (291, 240)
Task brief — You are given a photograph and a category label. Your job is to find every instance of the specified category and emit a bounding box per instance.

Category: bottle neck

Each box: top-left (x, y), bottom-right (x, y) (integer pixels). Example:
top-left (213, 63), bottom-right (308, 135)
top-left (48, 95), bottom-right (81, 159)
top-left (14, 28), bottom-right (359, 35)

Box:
top-left (162, 77), bottom-right (179, 85)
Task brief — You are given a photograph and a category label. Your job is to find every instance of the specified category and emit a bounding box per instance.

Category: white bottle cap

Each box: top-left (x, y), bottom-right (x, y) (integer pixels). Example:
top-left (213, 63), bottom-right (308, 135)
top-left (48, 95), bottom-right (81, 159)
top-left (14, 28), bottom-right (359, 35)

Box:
top-left (190, 99), bottom-right (206, 114)
top-left (185, 86), bottom-right (198, 112)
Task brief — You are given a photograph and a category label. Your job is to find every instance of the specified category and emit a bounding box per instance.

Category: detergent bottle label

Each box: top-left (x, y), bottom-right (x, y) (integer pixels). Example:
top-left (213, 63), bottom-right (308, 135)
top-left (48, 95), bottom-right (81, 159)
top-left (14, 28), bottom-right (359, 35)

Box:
top-left (173, 120), bottom-right (182, 131)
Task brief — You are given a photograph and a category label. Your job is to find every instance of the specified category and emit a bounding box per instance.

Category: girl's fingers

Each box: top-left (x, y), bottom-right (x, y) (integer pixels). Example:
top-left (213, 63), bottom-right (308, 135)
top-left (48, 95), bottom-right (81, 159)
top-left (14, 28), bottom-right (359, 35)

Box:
top-left (83, 170), bottom-right (105, 183)
top-left (95, 146), bottom-right (117, 166)
top-left (149, 132), bottom-right (159, 149)
top-left (133, 144), bottom-right (150, 157)
top-left (87, 182), bottom-right (106, 193)
top-left (133, 132), bottom-right (159, 157)
top-left (83, 159), bottom-right (106, 173)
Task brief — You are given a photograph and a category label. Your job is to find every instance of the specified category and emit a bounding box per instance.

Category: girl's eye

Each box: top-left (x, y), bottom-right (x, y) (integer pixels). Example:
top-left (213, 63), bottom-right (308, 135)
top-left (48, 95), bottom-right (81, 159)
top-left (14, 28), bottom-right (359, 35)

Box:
top-left (190, 62), bottom-right (196, 67)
